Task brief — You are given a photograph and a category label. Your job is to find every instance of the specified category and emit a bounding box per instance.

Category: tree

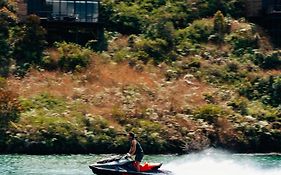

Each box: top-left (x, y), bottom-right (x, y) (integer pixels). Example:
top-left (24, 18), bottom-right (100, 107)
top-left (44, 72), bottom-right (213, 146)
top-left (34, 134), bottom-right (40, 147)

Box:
top-left (0, 88), bottom-right (21, 151)
top-left (10, 15), bottom-right (47, 66)
top-left (214, 10), bottom-right (226, 43)
top-left (0, 5), bottom-right (17, 77)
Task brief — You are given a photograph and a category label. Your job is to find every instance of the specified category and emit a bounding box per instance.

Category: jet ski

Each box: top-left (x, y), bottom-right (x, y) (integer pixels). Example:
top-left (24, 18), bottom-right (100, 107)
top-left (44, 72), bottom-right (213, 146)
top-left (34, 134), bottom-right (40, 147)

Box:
top-left (89, 155), bottom-right (172, 175)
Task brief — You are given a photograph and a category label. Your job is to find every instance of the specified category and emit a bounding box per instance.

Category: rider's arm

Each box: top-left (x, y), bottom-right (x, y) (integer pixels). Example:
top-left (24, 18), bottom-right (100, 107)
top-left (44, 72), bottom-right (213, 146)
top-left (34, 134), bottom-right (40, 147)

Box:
top-left (128, 140), bottom-right (137, 156)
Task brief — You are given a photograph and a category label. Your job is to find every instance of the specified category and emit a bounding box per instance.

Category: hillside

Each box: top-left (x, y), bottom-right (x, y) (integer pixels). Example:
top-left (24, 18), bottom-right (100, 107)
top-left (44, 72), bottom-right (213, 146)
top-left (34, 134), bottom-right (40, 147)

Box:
top-left (0, 0), bottom-right (281, 154)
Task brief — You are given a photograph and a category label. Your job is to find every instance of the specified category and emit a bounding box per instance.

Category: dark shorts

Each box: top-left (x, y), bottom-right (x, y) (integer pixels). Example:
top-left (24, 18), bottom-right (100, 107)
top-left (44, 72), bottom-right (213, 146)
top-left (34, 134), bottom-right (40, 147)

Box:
top-left (135, 153), bottom-right (144, 162)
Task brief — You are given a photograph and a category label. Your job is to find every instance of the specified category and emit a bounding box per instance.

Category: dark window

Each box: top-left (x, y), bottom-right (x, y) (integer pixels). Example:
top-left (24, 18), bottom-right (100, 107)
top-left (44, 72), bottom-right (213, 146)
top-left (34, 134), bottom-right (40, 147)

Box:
top-left (27, 0), bottom-right (99, 22)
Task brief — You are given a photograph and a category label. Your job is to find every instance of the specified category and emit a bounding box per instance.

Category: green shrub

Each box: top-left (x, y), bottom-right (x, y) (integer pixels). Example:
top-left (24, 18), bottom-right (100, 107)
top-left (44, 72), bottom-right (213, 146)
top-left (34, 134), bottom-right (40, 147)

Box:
top-left (194, 104), bottom-right (226, 123)
top-left (20, 93), bottom-right (66, 111)
top-left (113, 48), bottom-right (132, 62)
top-left (10, 15), bottom-right (47, 66)
top-left (101, 0), bottom-right (245, 34)
top-left (0, 89), bottom-right (21, 129)
top-left (228, 98), bottom-right (248, 115)
top-left (175, 39), bottom-right (199, 56)
top-left (134, 37), bottom-right (174, 63)
top-left (102, 2), bottom-right (146, 34)
top-left (55, 42), bottom-right (92, 72)
top-left (145, 21), bottom-right (175, 47)
top-left (0, 77), bottom-right (6, 88)
top-left (0, 5), bottom-right (17, 77)
top-left (213, 11), bottom-right (227, 43)
top-left (246, 102), bottom-right (281, 122)
top-left (253, 51), bottom-right (281, 69)
top-left (175, 19), bottom-right (214, 44)
top-left (41, 52), bottom-right (58, 71)
top-left (226, 26), bottom-right (258, 55)
top-left (240, 76), bottom-right (281, 107)
top-left (204, 64), bottom-right (245, 84)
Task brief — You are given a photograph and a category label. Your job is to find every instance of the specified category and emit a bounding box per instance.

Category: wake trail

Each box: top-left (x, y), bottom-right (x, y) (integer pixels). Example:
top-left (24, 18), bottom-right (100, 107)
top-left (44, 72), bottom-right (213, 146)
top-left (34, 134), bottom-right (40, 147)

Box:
top-left (163, 149), bottom-right (281, 175)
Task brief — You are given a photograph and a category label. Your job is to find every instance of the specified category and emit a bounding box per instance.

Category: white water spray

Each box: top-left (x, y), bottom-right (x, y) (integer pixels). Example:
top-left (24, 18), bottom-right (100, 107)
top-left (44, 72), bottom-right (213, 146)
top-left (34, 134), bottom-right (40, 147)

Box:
top-left (163, 149), bottom-right (281, 175)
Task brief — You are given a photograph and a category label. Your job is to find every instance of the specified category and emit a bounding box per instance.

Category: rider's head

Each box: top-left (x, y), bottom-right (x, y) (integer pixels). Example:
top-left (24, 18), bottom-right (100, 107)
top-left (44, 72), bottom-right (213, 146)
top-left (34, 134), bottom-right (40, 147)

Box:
top-left (128, 132), bottom-right (135, 140)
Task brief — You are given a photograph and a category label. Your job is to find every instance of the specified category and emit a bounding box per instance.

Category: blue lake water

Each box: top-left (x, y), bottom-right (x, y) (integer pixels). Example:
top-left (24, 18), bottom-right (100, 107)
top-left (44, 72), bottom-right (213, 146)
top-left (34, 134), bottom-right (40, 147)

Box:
top-left (1, 149), bottom-right (281, 175)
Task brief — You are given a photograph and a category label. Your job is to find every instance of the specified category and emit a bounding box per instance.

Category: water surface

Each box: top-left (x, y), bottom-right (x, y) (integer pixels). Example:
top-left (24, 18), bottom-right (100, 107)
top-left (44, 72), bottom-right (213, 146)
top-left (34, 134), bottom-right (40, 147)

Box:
top-left (1, 149), bottom-right (281, 175)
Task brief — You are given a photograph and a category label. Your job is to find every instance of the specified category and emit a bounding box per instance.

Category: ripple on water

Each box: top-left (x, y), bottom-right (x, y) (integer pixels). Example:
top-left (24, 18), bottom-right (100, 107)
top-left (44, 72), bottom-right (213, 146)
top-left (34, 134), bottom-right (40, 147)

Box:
top-left (0, 150), bottom-right (281, 175)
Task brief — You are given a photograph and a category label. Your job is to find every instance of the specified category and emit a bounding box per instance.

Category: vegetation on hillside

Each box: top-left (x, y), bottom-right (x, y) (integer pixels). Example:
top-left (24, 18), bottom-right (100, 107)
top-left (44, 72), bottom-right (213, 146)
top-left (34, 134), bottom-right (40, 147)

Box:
top-left (0, 0), bottom-right (281, 154)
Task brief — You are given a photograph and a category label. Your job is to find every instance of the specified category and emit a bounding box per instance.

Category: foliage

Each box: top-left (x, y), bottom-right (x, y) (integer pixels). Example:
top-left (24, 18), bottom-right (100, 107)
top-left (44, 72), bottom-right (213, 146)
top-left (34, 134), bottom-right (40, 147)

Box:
top-left (194, 104), bottom-right (227, 123)
top-left (145, 21), bottom-right (175, 46)
top-left (20, 93), bottom-right (66, 111)
top-left (175, 19), bottom-right (214, 44)
top-left (101, 1), bottom-right (146, 34)
top-left (86, 30), bottom-right (109, 52)
top-left (240, 76), bottom-right (281, 107)
top-left (101, 0), bottom-right (245, 34)
top-left (253, 51), bottom-right (281, 69)
top-left (213, 11), bottom-right (227, 43)
top-left (134, 37), bottom-right (175, 63)
top-left (0, 88), bottom-right (21, 129)
top-left (5, 93), bottom-right (120, 154)
top-left (10, 15), bottom-right (47, 66)
top-left (46, 42), bottom-right (92, 72)
top-left (228, 98), bottom-right (248, 115)
top-left (0, 4), bottom-right (17, 77)
top-left (126, 21), bottom-right (177, 63)
top-left (0, 35), bottom-right (10, 77)
top-left (225, 24), bottom-right (258, 55)
top-left (202, 62), bottom-right (246, 85)
top-left (2, 0), bottom-right (281, 154)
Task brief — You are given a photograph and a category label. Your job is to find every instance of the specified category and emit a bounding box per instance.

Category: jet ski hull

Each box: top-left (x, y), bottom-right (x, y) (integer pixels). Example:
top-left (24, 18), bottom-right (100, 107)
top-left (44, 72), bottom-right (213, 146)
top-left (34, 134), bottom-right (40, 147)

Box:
top-left (90, 166), bottom-right (170, 175)
top-left (89, 155), bottom-right (172, 175)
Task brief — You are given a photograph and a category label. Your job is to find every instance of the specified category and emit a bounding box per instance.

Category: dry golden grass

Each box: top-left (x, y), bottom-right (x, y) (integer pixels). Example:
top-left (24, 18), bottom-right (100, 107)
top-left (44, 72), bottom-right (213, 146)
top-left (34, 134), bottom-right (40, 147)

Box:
top-left (230, 20), bottom-right (252, 32)
top-left (7, 52), bottom-right (217, 123)
top-left (108, 35), bottom-right (129, 52)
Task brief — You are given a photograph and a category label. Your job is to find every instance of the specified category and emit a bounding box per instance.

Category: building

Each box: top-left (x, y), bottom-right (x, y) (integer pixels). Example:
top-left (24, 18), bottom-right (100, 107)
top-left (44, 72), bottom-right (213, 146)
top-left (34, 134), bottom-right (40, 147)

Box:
top-left (17, 0), bottom-right (99, 22)
top-left (17, 0), bottom-right (102, 44)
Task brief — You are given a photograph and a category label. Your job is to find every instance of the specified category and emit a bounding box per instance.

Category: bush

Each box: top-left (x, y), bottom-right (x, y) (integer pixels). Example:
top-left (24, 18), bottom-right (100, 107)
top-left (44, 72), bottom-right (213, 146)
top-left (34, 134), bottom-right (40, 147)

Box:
top-left (227, 98), bottom-right (248, 115)
top-left (101, 0), bottom-right (245, 34)
top-left (55, 42), bottom-right (92, 72)
top-left (194, 104), bottom-right (226, 123)
top-left (253, 51), bottom-right (281, 69)
top-left (145, 21), bottom-right (175, 47)
top-left (175, 39), bottom-right (199, 56)
top-left (0, 5), bottom-right (17, 77)
top-left (20, 93), bottom-right (66, 111)
top-left (0, 89), bottom-right (21, 129)
top-left (10, 15), bottom-right (47, 66)
top-left (203, 64), bottom-right (245, 84)
top-left (239, 76), bottom-right (281, 107)
top-left (175, 19), bottom-right (214, 44)
top-left (101, 1), bottom-right (146, 34)
top-left (213, 11), bottom-right (227, 43)
top-left (226, 25), bottom-right (258, 55)
top-left (134, 37), bottom-right (174, 63)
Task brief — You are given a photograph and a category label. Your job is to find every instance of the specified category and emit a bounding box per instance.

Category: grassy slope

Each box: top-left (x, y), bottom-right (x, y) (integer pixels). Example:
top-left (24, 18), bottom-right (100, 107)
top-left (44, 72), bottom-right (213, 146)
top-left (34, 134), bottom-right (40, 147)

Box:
top-left (6, 52), bottom-right (216, 154)
top-left (3, 17), bottom-right (281, 154)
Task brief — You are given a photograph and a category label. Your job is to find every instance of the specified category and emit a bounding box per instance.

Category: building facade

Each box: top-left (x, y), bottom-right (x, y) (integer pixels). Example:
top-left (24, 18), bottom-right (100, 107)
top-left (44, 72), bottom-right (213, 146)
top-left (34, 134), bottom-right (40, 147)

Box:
top-left (16, 0), bottom-right (101, 44)
top-left (17, 0), bottom-right (99, 23)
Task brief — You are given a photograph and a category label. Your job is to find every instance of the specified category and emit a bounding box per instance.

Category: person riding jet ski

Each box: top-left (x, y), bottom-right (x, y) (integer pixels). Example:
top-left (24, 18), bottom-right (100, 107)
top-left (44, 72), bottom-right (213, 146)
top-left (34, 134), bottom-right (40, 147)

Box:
top-left (127, 132), bottom-right (144, 172)
top-left (89, 133), bottom-right (171, 175)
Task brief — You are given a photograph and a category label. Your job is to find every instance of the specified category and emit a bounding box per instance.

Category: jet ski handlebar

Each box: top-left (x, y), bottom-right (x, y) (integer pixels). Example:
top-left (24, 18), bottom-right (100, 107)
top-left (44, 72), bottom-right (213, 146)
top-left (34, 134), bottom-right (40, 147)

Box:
top-left (96, 154), bottom-right (133, 164)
